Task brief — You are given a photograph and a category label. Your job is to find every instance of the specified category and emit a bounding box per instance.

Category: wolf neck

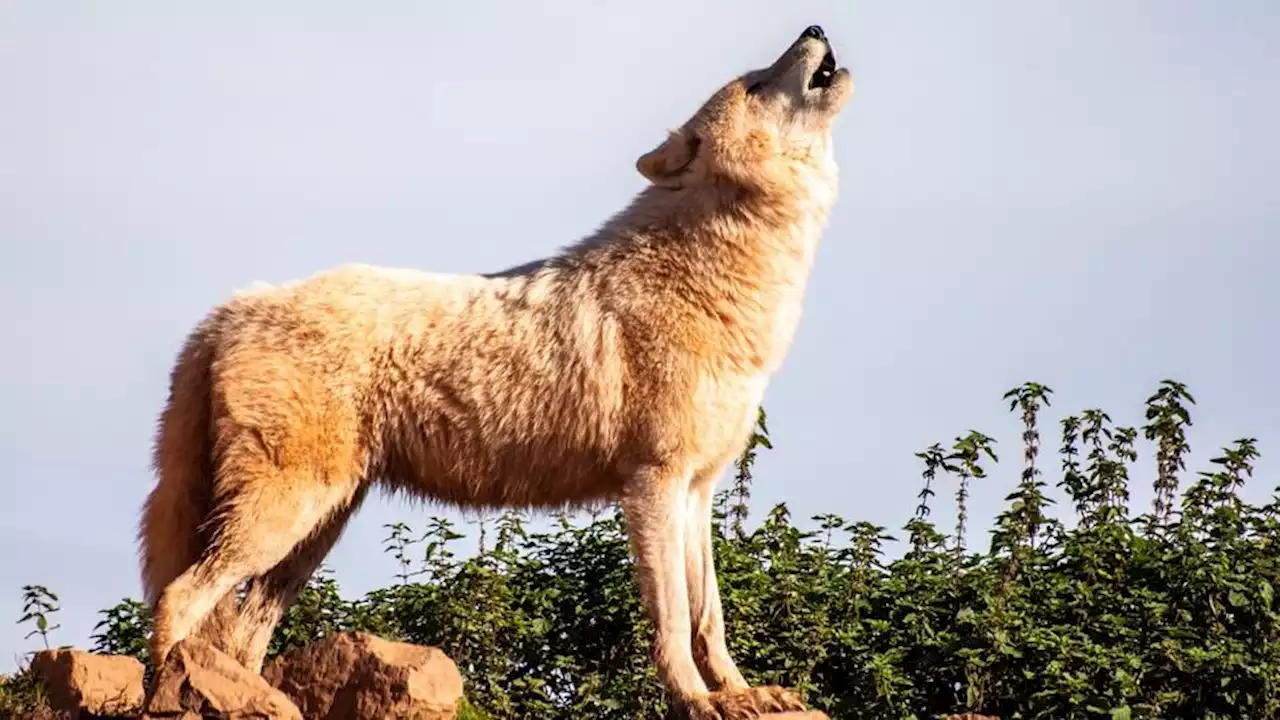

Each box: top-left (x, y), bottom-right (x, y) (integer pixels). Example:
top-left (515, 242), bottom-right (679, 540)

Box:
top-left (625, 163), bottom-right (833, 286)
top-left (580, 162), bottom-right (838, 373)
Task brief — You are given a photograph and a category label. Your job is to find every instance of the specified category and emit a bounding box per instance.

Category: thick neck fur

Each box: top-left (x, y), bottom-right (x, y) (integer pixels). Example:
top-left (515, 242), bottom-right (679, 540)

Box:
top-left (550, 154), bottom-right (838, 375)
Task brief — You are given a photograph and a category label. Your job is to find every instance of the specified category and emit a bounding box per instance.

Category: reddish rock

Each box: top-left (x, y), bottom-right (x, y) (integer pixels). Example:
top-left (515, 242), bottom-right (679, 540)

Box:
top-left (263, 632), bottom-right (463, 720)
top-left (29, 647), bottom-right (145, 717)
top-left (142, 638), bottom-right (301, 719)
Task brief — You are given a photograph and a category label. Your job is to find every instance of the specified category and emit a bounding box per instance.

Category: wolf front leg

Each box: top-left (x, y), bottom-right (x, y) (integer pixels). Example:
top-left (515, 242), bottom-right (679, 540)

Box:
top-left (685, 476), bottom-right (749, 691)
top-left (683, 471), bottom-right (808, 717)
top-left (621, 465), bottom-right (711, 703)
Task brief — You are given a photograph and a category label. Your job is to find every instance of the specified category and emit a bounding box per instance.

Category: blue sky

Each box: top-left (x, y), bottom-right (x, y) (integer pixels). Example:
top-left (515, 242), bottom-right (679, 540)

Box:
top-left (1, 1), bottom-right (1277, 666)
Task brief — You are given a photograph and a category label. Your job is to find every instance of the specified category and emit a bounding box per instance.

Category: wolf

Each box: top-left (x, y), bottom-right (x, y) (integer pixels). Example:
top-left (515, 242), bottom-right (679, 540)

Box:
top-left (138, 24), bottom-right (852, 718)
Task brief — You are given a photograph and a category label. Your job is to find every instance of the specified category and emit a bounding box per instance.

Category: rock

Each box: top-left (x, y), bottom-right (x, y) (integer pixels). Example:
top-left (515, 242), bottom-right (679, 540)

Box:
top-left (29, 647), bottom-right (145, 718)
top-left (142, 638), bottom-right (301, 719)
top-left (263, 632), bottom-right (463, 720)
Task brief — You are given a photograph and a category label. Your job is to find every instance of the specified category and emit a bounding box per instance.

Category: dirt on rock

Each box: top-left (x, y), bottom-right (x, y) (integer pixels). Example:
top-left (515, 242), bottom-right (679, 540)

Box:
top-left (22, 632), bottom-right (463, 720)
top-left (263, 631), bottom-right (463, 720)
top-left (140, 638), bottom-right (301, 719)
top-left (28, 647), bottom-right (145, 718)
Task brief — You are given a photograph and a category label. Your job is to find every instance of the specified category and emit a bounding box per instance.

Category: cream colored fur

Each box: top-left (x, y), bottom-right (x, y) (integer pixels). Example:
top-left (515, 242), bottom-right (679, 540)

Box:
top-left (138, 26), bottom-right (852, 719)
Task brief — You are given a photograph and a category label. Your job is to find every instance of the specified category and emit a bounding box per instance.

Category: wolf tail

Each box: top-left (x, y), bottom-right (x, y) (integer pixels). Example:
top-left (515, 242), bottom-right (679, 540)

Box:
top-left (138, 322), bottom-right (219, 607)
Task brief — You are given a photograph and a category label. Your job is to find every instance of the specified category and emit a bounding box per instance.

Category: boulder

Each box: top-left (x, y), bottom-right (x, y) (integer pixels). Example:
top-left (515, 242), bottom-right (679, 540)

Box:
top-left (29, 647), bottom-right (145, 718)
top-left (142, 638), bottom-right (301, 719)
top-left (263, 632), bottom-right (463, 720)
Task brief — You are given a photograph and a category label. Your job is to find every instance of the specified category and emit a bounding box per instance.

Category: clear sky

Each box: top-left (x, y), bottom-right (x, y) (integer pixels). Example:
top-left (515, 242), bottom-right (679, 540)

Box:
top-left (2, 1), bottom-right (1277, 667)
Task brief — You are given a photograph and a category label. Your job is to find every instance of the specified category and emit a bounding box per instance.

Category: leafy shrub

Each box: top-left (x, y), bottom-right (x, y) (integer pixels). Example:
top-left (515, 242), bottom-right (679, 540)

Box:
top-left (7, 380), bottom-right (1279, 720)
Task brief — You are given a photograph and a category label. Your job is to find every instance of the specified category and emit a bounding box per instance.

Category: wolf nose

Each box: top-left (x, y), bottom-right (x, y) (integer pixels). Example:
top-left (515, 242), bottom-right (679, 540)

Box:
top-left (802, 25), bottom-right (826, 42)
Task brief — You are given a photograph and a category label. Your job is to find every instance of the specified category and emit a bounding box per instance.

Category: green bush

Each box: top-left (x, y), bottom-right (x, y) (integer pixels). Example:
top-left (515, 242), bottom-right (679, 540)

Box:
top-left (0, 666), bottom-right (56, 720)
top-left (7, 380), bottom-right (1279, 719)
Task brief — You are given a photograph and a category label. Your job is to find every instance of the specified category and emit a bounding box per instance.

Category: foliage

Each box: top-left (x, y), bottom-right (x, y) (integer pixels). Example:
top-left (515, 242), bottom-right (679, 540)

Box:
top-left (7, 380), bottom-right (1280, 719)
top-left (17, 586), bottom-right (61, 651)
top-left (0, 665), bottom-right (58, 720)
top-left (89, 598), bottom-right (151, 662)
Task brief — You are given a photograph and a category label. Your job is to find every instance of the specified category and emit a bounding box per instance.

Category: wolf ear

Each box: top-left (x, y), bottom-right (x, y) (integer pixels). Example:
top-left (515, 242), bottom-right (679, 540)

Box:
top-left (636, 130), bottom-right (700, 188)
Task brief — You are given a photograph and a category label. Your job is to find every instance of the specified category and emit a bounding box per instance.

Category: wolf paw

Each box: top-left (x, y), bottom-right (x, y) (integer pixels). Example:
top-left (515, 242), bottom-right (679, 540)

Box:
top-left (683, 685), bottom-right (808, 719)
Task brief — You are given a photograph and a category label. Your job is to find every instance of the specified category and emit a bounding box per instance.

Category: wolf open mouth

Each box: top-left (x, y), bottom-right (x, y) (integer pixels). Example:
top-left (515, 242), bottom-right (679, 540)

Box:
top-left (809, 49), bottom-right (837, 90)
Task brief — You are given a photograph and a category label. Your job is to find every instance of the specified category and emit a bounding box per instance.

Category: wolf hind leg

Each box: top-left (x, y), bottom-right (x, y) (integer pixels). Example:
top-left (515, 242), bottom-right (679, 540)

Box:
top-left (147, 437), bottom-right (362, 669)
top-left (186, 483), bottom-right (368, 674)
top-left (229, 483), bottom-right (369, 673)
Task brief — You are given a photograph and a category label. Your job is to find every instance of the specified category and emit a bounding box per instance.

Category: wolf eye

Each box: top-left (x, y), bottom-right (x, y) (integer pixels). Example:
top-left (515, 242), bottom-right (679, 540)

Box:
top-left (746, 81), bottom-right (765, 96)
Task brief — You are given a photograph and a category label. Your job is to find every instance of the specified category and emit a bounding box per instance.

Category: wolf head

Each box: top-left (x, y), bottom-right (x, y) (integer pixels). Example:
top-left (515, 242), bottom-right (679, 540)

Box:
top-left (637, 25), bottom-right (854, 190)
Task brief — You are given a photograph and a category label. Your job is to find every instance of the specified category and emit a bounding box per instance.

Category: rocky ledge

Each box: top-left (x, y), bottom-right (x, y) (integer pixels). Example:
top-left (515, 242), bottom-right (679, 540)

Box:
top-left (20, 632), bottom-right (996, 719)
top-left (25, 631), bottom-right (463, 720)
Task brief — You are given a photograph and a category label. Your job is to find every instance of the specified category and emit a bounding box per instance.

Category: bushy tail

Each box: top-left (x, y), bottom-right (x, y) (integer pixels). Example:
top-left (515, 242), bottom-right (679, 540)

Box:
top-left (139, 325), bottom-right (217, 607)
